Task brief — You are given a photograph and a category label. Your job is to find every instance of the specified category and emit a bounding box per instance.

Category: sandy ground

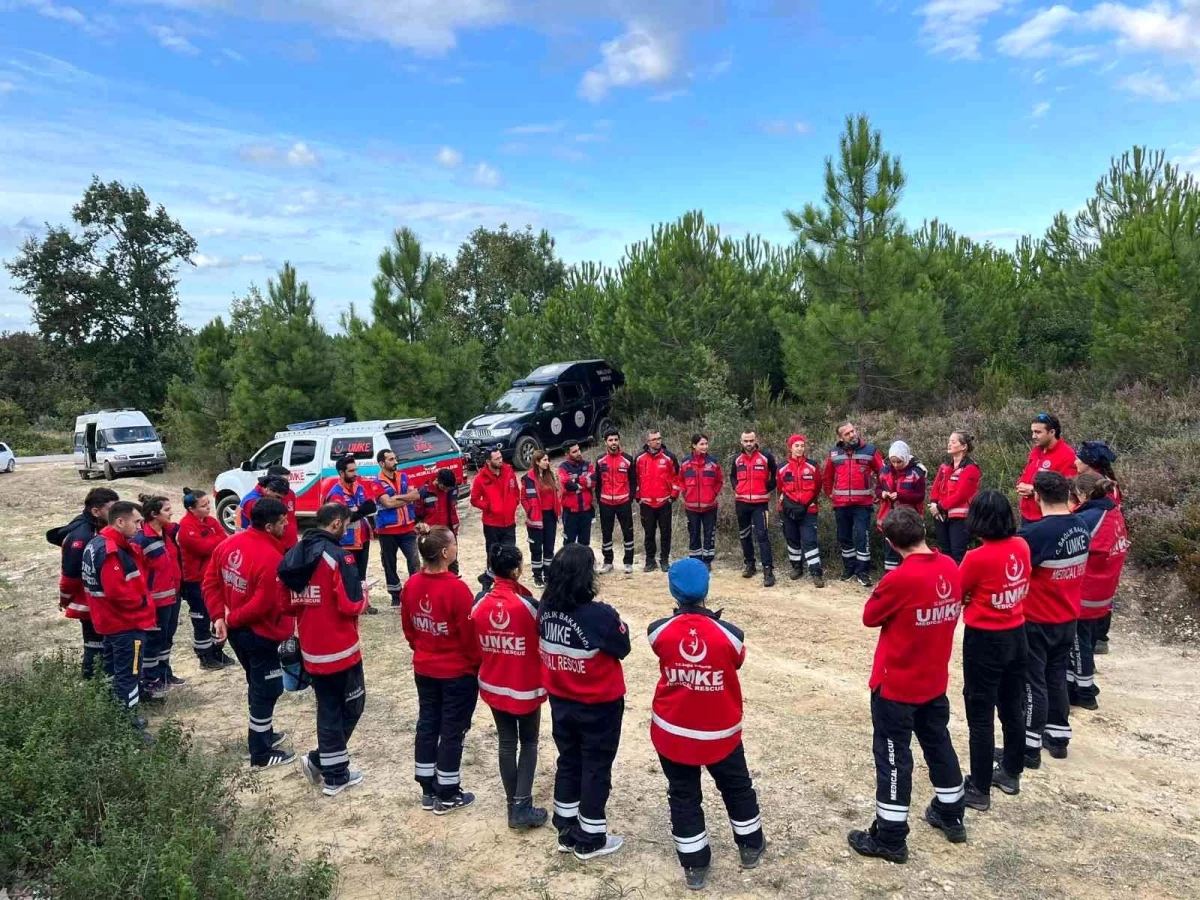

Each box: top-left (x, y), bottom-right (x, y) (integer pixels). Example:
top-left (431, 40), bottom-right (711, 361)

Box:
top-left (2, 462), bottom-right (1199, 900)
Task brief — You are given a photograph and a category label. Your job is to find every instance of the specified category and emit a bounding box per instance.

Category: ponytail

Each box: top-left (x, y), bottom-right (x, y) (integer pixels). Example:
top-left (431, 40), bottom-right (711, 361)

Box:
top-left (1074, 471), bottom-right (1114, 502)
top-left (138, 493), bottom-right (169, 520)
top-left (182, 487), bottom-right (206, 510)
top-left (417, 526), bottom-right (455, 568)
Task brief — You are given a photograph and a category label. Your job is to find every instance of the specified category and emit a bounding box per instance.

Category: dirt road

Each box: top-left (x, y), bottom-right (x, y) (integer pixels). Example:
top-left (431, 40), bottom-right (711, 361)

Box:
top-left (2, 463), bottom-right (1199, 900)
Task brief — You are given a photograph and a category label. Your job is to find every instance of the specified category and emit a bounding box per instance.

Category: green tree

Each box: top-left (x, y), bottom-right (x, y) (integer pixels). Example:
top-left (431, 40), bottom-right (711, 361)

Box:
top-left (225, 264), bottom-right (347, 452)
top-left (0, 331), bottom-right (88, 424)
top-left (777, 115), bottom-right (948, 409)
top-left (161, 316), bottom-right (240, 471)
top-left (4, 176), bottom-right (196, 412)
top-left (445, 225), bottom-right (566, 370)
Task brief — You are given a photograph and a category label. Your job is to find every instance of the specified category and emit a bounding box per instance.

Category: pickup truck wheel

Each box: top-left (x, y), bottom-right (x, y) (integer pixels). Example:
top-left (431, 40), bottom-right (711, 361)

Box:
top-left (216, 494), bottom-right (240, 535)
top-left (513, 434), bottom-right (540, 471)
top-left (594, 415), bottom-right (617, 445)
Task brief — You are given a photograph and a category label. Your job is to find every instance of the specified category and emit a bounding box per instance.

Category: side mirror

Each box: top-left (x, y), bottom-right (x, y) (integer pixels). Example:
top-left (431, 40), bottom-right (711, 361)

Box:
top-left (541, 402), bottom-right (555, 412)
top-left (241, 460), bottom-right (253, 472)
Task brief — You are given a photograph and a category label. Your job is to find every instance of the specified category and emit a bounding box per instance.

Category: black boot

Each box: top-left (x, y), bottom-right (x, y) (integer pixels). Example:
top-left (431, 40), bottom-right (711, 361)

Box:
top-left (924, 803), bottom-right (967, 843)
top-left (789, 563), bottom-right (804, 581)
top-left (847, 824), bottom-right (907, 864)
top-left (742, 562), bottom-right (756, 579)
top-left (533, 572), bottom-right (545, 588)
top-left (507, 797), bottom-right (548, 829)
top-left (763, 566), bottom-right (776, 588)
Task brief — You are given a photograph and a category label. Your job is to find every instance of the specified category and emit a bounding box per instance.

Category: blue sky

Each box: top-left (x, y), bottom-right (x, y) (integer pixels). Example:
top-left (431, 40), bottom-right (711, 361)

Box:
top-left (1, 0), bottom-right (1198, 332)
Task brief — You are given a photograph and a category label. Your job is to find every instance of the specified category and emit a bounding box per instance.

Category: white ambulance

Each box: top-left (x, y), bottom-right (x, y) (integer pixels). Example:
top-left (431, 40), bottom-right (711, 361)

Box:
top-left (73, 409), bottom-right (167, 480)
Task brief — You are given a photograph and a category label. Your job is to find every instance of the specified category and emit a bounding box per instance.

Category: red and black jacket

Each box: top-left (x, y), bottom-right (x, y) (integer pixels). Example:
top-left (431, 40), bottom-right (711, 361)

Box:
top-left (470, 578), bottom-right (546, 716)
top-left (823, 441), bottom-right (883, 508)
top-left (876, 460), bottom-right (928, 529)
top-left (1076, 498), bottom-right (1130, 620)
top-left (82, 526), bottom-right (155, 635)
top-left (558, 459), bottom-right (596, 514)
top-left (177, 510), bottom-right (226, 583)
top-left (280, 529), bottom-right (367, 673)
top-left (47, 511), bottom-right (103, 620)
top-left (538, 600), bottom-right (630, 704)
top-left (521, 471), bottom-right (562, 526)
top-left (678, 453), bottom-right (723, 512)
top-left (202, 528), bottom-right (294, 643)
top-left (930, 457), bottom-right (982, 520)
top-left (133, 522), bottom-right (182, 607)
top-left (417, 484), bottom-right (460, 533)
top-left (778, 458), bottom-right (821, 516)
top-left (729, 448), bottom-right (777, 505)
top-left (634, 446), bottom-right (680, 508)
top-left (595, 450), bottom-right (637, 506)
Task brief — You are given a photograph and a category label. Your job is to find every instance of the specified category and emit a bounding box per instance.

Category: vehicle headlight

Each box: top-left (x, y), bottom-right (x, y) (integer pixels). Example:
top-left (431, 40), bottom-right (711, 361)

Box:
top-left (114, 455), bottom-right (128, 460)
top-left (490, 427), bottom-right (512, 438)
top-left (156, 450), bottom-right (166, 458)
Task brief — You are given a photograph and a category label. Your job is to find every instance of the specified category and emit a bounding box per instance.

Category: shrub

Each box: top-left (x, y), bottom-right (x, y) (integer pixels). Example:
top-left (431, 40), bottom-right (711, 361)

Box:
top-left (0, 654), bottom-right (336, 899)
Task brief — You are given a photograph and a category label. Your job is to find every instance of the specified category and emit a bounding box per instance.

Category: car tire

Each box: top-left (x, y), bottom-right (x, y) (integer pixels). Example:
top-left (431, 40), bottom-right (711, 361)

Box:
top-left (5, 459), bottom-right (13, 473)
top-left (512, 434), bottom-right (541, 471)
top-left (594, 415), bottom-right (617, 445)
top-left (104, 462), bottom-right (116, 481)
top-left (216, 494), bottom-right (240, 535)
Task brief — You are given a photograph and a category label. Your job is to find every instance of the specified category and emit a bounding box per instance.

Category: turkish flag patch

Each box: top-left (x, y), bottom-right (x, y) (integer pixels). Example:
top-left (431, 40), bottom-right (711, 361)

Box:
top-left (72, 540), bottom-right (84, 548)
top-left (618, 622), bottom-right (627, 635)
top-left (344, 554), bottom-right (356, 566)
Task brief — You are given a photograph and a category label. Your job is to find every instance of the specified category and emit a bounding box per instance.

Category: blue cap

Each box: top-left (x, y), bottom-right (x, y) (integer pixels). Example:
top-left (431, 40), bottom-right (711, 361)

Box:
top-left (669, 558), bottom-right (710, 606)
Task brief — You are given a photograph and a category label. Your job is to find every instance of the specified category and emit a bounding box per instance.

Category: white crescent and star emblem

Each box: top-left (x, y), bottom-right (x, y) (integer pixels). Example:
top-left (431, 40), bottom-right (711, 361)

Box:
top-left (489, 604), bottom-right (511, 631)
top-left (678, 628), bottom-right (708, 664)
top-left (227, 548), bottom-right (243, 571)
top-left (1005, 554), bottom-right (1026, 583)
top-left (419, 596), bottom-right (433, 616)
top-left (935, 575), bottom-right (953, 601)
top-left (1041, 460), bottom-right (1051, 469)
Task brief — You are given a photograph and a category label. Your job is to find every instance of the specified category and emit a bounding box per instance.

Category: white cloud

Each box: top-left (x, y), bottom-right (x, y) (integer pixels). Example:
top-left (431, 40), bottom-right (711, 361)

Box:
top-left (1119, 70), bottom-right (1180, 101)
top-left (996, 5), bottom-right (1077, 58)
top-left (1082, 2), bottom-right (1200, 63)
top-left (0, 80), bottom-right (15, 93)
top-left (436, 146), bottom-right (463, 168)
top-left (758, 119), bottom-right (813, 135)
top-left (1032, 100), bottom-right (1051, 117)
top-left (1060, 45), bottom-right (1103, 65)
top-left (580, 23), bottom-right (679, 101)
top-left (192, 252), bottom-right (266, 269)
top-left (286, 141), bottom-right (319, 167)
top-left (916, 0), bottom-right (1010, 59)
top-left (650, 87), bottom-right (689, 102)
top-left (505, 121), bottom-right (565, 135)
top-left (9, 0), bottom-right (89, 29)
top-left (222, 48), bottom-right (245, 62)
top-left (149, 24), bottom-right (201, 55)
top-left (473, 162), bottom-right (501, 187)
top-left (574, 131), bottom-right (607, 143)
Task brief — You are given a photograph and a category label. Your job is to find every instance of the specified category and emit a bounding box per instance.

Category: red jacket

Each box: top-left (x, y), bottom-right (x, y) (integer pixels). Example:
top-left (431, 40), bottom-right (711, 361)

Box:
top-left (778, 457), bottom-right (821, 514)
top-left (635, 446), bottom-right (680, 508)
top-left (401, 570), bottom-right (481, 679)
top-left (1017, 440), bottom-right (1077, 522)
top-left (470, 578), bottom-right (546, 715)
top-left (596, 450), bottom-right (636, 506)
top-left (648, 608), bottom-right (746, 766)
top-left (959, 537), bottom-right (1030, 630)
top-left (202, 528), bottom-right (294, 642)
top-left (678, 453), bottom-right (723, 512)
top-left (82, 526), bottom-right (155, 635)
top-left (240, 488), bottom-right (299, 549)
top-left (823, 442), bottom-right (883, 509)
top-left (876, 461), bottom-right (927, 529)
top-left (177, 510), bottom-right (226, 583)
top-left (521, 472), bottom-right (562, 526)
top-left (280, 531), bottom-right (367, 674)
top-left (558, 459), bottom-right (596, 513)
top-left (1018, 514), bottom-right (1090, 624)
top-left (470, 464), bottom-right (520, 527)
top-left (1077, 499), bottom-right (1130, 620)
top-left (48, 511), bottom-right (103, 620)
top-left (133, 522), bottom-right (182, 607)
top-left (539, 601), bottom-right (630, 704)
top-left (730, 448), bottom-right (777, 505)
top-left (418, 484), bottom-right (460, 533)
top-left (863, 551), bottom-right (962, 704)
top-left (930, 458), bottom-right (982, 520)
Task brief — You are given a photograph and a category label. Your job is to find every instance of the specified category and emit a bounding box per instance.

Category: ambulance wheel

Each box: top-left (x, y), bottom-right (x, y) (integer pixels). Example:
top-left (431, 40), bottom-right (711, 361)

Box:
top-left (104, 462), bottom-right (116, 481)
top-left (513, 434), bottom-right (540, 471)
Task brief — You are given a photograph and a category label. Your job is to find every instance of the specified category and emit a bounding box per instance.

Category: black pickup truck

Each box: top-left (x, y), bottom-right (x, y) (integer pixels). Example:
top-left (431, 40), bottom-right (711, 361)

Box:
top-left (456, 360), bottom-right (626, 470)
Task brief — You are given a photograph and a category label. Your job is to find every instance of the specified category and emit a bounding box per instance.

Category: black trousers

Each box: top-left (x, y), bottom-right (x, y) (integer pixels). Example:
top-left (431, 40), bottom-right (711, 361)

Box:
top-left (351, 544), bottom-right (370, 583)
top-left (1096, 611), bottom-right (1112, 644)
top-left (935, 518), bottom-right (970, 565)
top-left (835, 506), bottom-right (872, 575)
top-left (640, 502), bottom-right (673, 565)
top-left (686, 509), bottom-right (717, 563)
top-left (562, 509), bottom-right (594, 546)
top-left (492, 706), bottom-right (542, 801)
top-left (883, 540), bottom-right (902, 572)
top-left (1024, 620), bottom-right (1076, 758)
top-left (104, 629), bottom-right (146, 714)
top-left (1068, 618), bottom-right (1101, 702)
top-left (963, 625), bottom-right (1028, 789)
top-left (735, 502), bottom-right (773, 568)
top-left (871, 691), bottom-right (964, 849)
top-left (483, 524), bottom-right (517, 577)
top-left (527, 513), bottom-right (558, 578)
top-left (309, 661), bottom-right (366, 785)
top-left (782, 510), bottom-right (823, 575)
top-left (143, 599), bottom-right (181, 683)
top-left (599, 503), bottom-right (635, 565)
top-left (378, 532), bottom-right (419, 604)
top-left (182, 580), bottom-right (222, 661)
top-left (80, 618), bottom-right (105, 680)
top-left (228, 627), bottom-right (285, 765)
top-left (658, 743), bottom-right (764, 869)
top-left (550, 695), bottom-right (624, 853)
top-left (414, 672), bottom-right (479, 799)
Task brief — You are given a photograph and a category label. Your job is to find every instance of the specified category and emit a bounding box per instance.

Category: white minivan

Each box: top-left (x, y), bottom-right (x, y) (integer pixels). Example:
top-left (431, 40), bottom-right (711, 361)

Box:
top-left (74, 409), bottom-right (167, 480)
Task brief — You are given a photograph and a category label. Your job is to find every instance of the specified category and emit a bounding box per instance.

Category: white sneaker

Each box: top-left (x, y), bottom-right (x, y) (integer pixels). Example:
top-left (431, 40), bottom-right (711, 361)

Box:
top-left (323, 770), bottom-right (364, 797)
top-left (574, 834), bottom-right (624, 861)
top-left (598, 563), bottom-right (614, 574)
top-left (298, 754), bottom-right (322, 786)
top-left (623, 564), bottom-right (633, 576)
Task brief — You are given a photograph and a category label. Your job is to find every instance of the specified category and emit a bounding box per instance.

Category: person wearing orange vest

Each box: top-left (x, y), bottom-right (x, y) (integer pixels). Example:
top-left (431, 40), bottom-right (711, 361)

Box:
top-left (647, 559), bottom-right (767, 890)
top-left (778, 434), bottom-right (824, 587)
top-left (1015, 413), bottom-right (1076, 526)
top-left (823, 422), bottom-right (884, 588)
top-left (635, 429), bottom-right (680, 573)
top-left (595, 429), bottom-right (638, 575)
top-left (373, 448), bottom-right (422, 607)
top-left (729, 430), bottom-right (778, 588)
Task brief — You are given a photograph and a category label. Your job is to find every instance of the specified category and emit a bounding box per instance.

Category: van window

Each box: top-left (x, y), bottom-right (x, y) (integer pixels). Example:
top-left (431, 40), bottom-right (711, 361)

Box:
top-left (74, 432), bottom-right (85, 451)
top-left (387, 426), bottom-right (459, 466)
top-left (289, 440), bottom-right (317, 466)
top-left (329, 437), bottom-right (375, 461)
top-left (252, 441), bottom-right (286, 470)
top-left (102, 426), bottom-right (158, 445)
top-left (559, 383), bottom-right (584, 403)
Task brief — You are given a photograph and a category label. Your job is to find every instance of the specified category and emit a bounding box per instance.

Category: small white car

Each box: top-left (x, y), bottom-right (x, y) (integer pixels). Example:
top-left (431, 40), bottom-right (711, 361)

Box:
top-left (0, 441), bottom-right (14, 473)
